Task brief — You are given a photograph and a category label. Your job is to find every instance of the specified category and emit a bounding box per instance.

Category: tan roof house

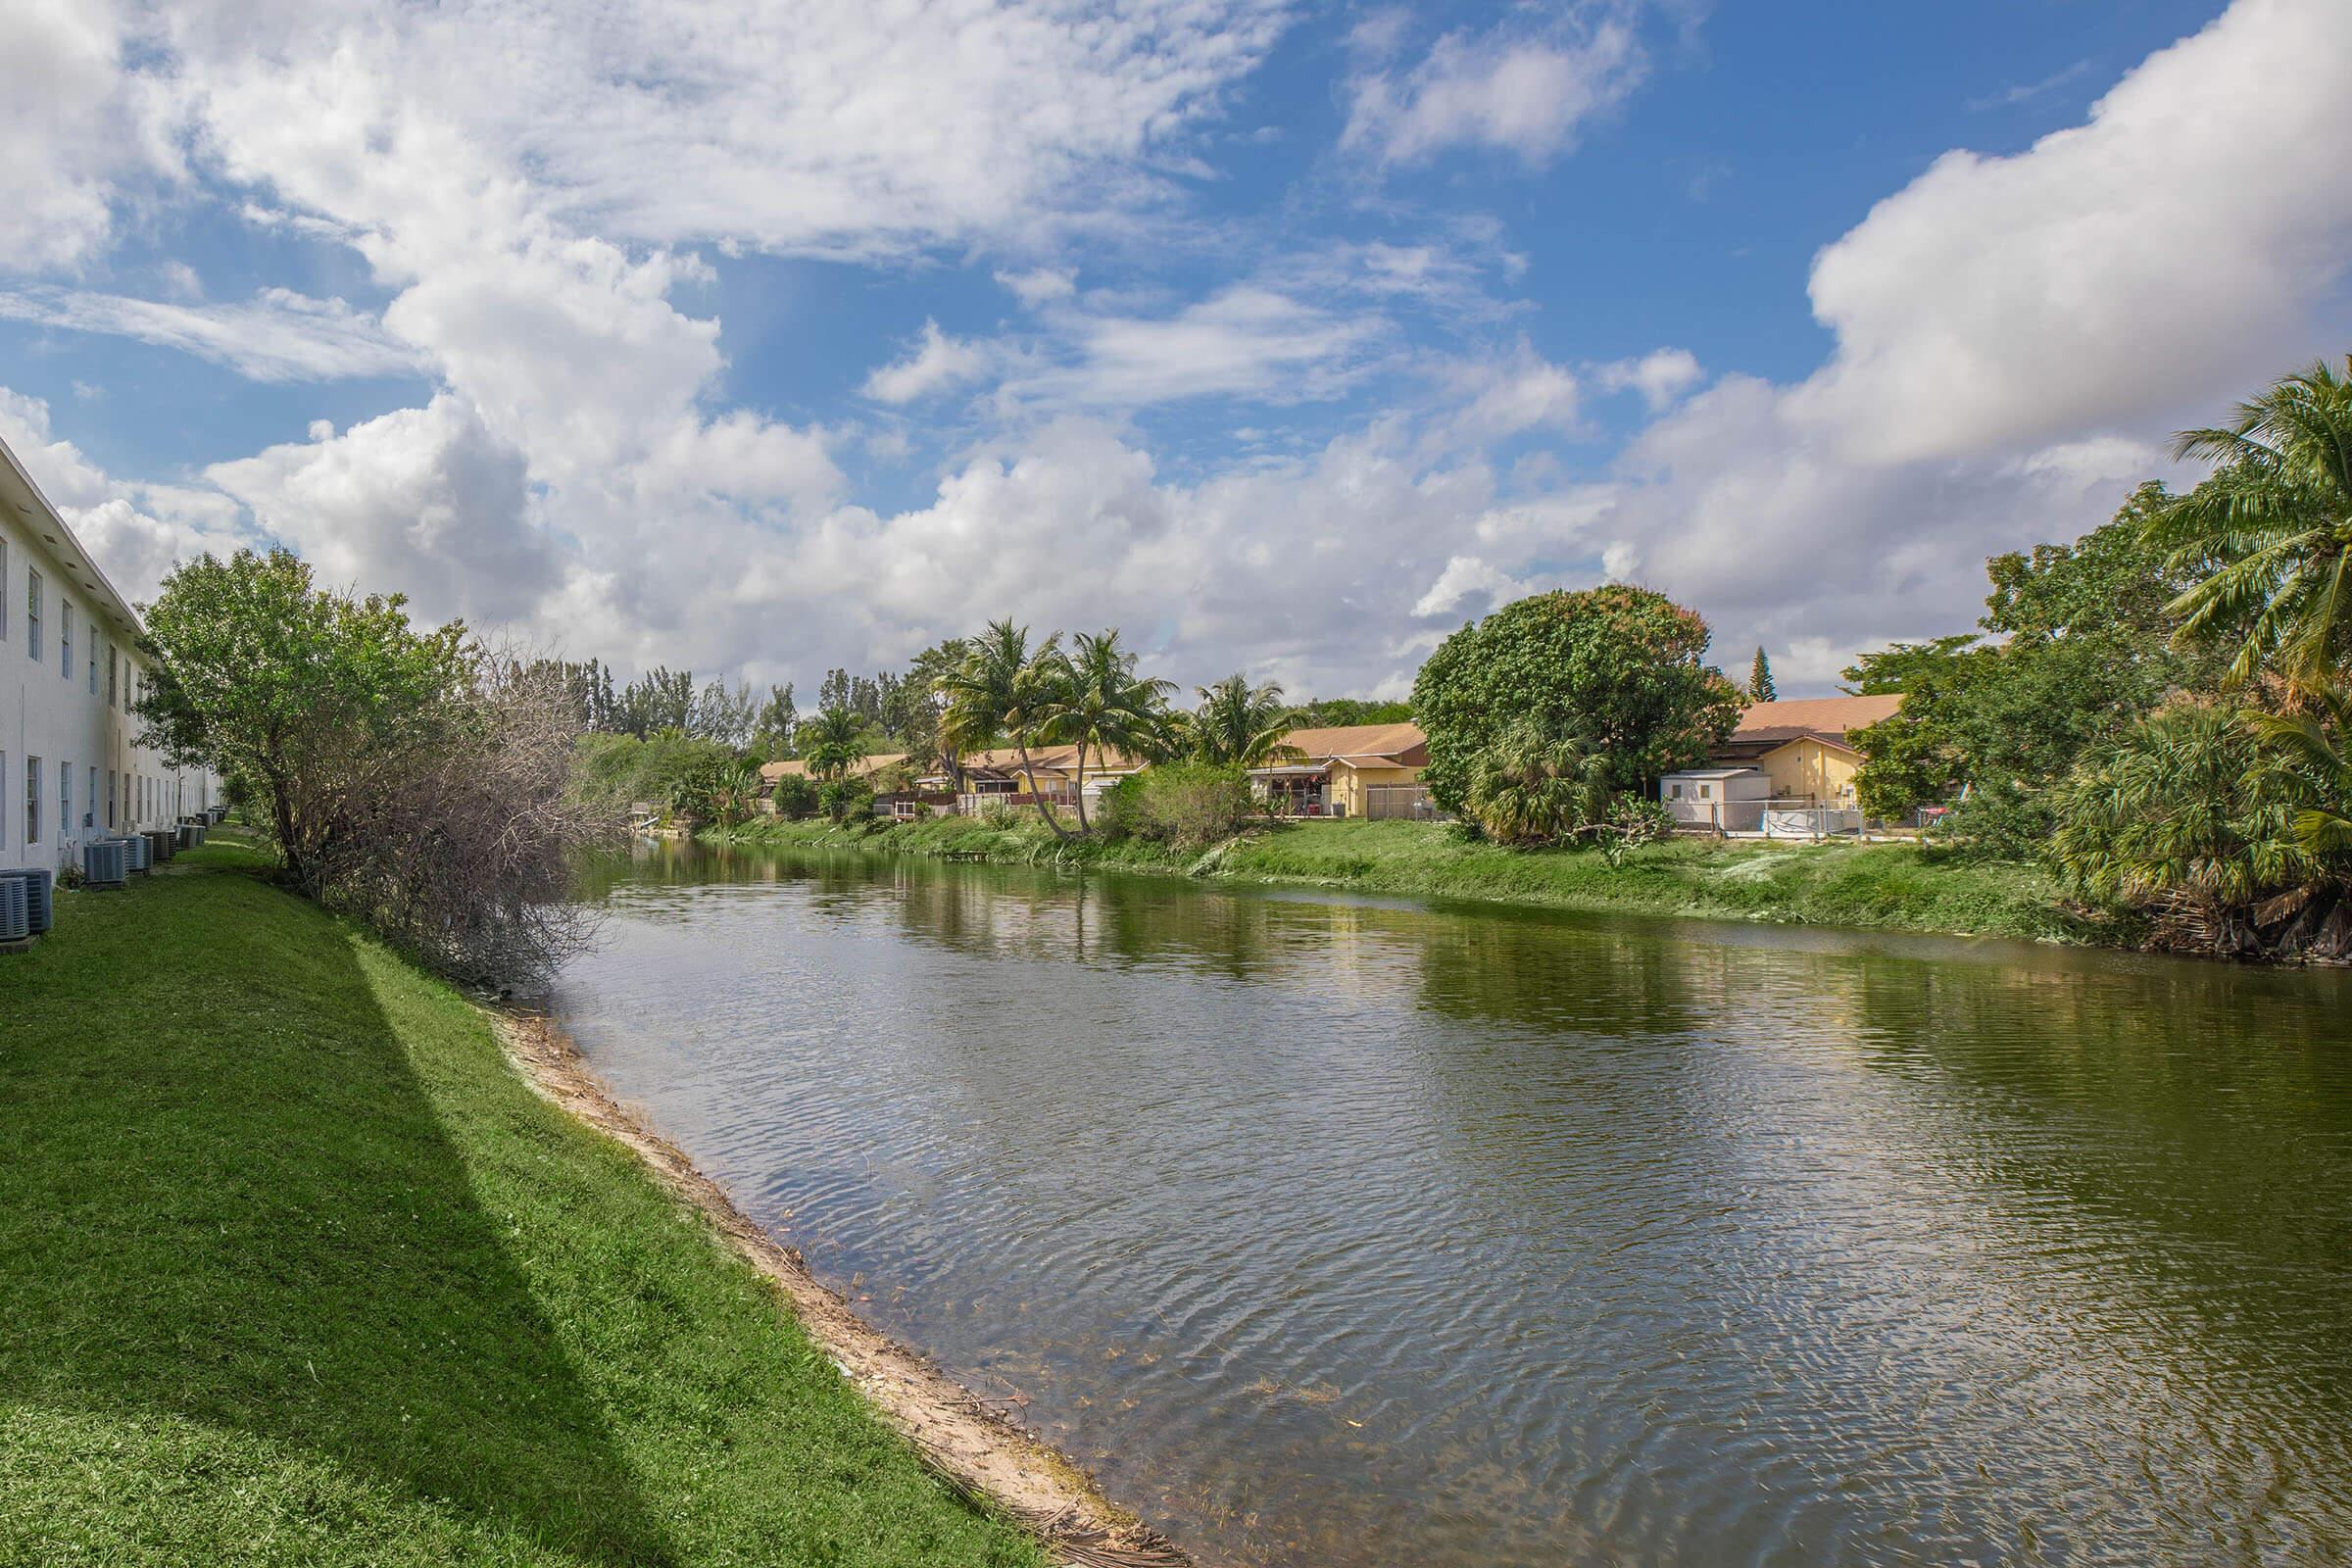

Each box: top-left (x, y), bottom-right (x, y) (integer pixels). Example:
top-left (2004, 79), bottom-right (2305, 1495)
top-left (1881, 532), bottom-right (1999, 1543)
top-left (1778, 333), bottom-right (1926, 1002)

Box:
top-left (1250, 722), bottom-right (1432, 818)
top-left (758, 754), bottom-right (909, 810)
top-left (1660, 694), bottom-right (1905, 812)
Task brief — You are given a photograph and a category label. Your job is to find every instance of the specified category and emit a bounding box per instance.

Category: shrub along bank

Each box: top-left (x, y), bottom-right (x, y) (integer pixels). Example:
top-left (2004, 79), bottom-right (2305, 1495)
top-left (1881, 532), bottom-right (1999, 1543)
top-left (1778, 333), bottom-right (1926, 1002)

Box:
top-left (710, 815), bottom-right (2099, 945)
top-left (0, 837), bottom-right (1046, 1568)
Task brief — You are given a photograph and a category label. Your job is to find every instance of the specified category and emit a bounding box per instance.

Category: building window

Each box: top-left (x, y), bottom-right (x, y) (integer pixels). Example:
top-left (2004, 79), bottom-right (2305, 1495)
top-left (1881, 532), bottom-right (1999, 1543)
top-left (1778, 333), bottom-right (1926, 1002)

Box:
top-left (1668, 783), bottom-right (1683, 800)
top-left (86, 765), bottom-right (96, 829)
top-left (27, 570), bottom-right (40, 661)
top-left (87, 633), bottom-right (96, 694)
top-left (108, 645), bottom-right (118, 707)
top-left (26, 756), bottom-right (41, 844)
top-left (1699, 783), bottom-right (1712, 800)
top-left (107, 769), bottom-right (117, 828)
top-left (61, 603), bottom-right (73, 679)
top-left (60, 761), bottom-right (72, 843)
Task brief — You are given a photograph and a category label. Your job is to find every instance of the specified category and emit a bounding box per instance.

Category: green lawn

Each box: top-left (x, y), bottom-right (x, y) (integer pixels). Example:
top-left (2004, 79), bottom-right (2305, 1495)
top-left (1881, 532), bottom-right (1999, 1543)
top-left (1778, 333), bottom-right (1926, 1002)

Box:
top-left (722, 813), bottom-right (2101, 944)
top-left (0, 839), bottom-right (1046, 1568)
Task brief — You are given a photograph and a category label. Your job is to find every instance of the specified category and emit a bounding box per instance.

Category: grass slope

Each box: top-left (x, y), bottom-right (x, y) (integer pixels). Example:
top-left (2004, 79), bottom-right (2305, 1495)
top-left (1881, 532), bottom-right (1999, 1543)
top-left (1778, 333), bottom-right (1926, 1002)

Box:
top-left (0, 839), bottom-right (1045, 1568)
top-left (717, 814), bottom-right (2096, 944)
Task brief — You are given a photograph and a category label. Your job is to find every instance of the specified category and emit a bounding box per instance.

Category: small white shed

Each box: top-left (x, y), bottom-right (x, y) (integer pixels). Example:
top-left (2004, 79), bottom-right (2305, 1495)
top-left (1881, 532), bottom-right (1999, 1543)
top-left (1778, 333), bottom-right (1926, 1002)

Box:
top-left (1658, 766), bottom-right (1768, 828)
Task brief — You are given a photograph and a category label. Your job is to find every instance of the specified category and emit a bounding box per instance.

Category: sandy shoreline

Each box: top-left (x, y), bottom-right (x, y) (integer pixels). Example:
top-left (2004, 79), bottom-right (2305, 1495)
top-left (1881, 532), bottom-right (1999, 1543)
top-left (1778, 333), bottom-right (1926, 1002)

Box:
top-left (495, 1007), bottom-right (1197, 1568)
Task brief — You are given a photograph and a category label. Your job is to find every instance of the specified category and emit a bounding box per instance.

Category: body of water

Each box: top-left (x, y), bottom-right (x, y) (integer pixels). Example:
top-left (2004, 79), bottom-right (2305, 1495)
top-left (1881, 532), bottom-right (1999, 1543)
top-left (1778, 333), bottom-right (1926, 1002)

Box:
top-left (554, 842), bottom-right (2352, 1567)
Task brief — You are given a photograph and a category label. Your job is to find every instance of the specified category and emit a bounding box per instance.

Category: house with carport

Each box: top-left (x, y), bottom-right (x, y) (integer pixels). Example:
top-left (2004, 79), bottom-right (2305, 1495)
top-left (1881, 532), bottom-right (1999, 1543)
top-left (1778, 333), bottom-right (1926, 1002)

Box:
top-left (1248, 722), bottom-right (1433, 819)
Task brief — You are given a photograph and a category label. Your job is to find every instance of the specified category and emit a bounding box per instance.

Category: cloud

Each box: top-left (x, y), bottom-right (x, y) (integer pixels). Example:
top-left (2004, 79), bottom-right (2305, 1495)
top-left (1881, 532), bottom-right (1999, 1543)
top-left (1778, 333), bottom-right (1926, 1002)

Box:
top-left (1382, 0), bottom-right (2352, 689)
top-left (0, 0), bottom-right (181, 271)
top-left (153, 0), bottom-right (1294, 264)
top-left (1596, 348), bottom-right (1702, 410)
top-left (1011, 286), bottom-right (1385, 408)
top-left (1791, 0), bottom-right (2352, 466)
top-left (860, 320), bottom-right (990, 404)
top-left (1966, 59), bottom-right (2094, 113)
top-left (0, 286), bottom-right (423, 382)
top-left (996, 267), bottom-right (1077, 305)
top-left (206, 396), bottom-right (558, 626)
top-left (1346, 10), bottom-right (1647, 167)
top-left (0, 387), bottom-right (249, 604)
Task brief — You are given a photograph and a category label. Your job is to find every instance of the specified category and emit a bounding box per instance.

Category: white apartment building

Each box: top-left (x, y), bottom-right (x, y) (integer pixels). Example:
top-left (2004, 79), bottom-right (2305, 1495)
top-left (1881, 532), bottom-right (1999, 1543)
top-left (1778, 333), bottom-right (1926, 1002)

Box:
top-left (1, 431), bottom-right (218, 874)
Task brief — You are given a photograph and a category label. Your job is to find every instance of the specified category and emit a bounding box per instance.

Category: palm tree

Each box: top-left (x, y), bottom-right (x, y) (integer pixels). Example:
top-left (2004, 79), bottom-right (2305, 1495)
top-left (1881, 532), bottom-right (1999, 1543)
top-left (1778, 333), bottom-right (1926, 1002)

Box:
top-left (1463, 724), bottom-right (1611, 847)
top-left (798, 706), bottom-right (866, 782)
top-left (1039, 629), bottom-right (1176, 833)
top-left (1182, 674), bottom-right (1298, 767)
top-left (939, 620), bottom-right (1070, 838)
top-left (2147, 356), bottom-right (2352, 692)
top-left (2247, 679), bottom-right (2352, 861)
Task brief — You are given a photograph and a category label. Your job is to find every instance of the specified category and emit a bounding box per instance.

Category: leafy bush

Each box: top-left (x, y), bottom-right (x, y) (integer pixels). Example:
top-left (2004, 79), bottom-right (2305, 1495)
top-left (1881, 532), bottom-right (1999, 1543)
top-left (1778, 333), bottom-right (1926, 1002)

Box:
top-left (978, 798), bottom-right (1024, 830)
top-left (1094, 774), bottom-right (1147, 842)
top-left (572, 730), bottom-right (742, 815)
top-left (2048, 699), bottom-right (2314, 946)
top-left (818, 777), bottom-right (876, 822)
top-left (766, 773), bottom-right (820, 820)
top-left (1137, 762), bottom-right (1254, 849)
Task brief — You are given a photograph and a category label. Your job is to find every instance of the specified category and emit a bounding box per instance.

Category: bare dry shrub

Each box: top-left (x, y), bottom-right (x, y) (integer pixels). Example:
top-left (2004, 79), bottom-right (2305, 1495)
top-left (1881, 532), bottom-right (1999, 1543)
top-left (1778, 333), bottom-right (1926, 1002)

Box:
top-left (320, 651), bottom-right (622, 988)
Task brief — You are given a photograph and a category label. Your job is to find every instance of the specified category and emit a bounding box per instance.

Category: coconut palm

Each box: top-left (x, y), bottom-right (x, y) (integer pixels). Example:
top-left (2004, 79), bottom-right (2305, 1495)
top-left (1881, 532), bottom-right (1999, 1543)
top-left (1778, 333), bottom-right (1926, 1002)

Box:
top-left (939, 620), bottom-right (1070, 838)
top-left (1038, 629), bottom-right (1176, 833)
top-left (2247, 680), bottom-right (2352, 861)
top-left (1463, 723), bottom-right (1611, 847)
top-left (2147, 356), bottom-right (2352, 692)
top-left (798, 705), bottom-right (867, 782)
top-left (1181, 674), bottom-right (1298, 768)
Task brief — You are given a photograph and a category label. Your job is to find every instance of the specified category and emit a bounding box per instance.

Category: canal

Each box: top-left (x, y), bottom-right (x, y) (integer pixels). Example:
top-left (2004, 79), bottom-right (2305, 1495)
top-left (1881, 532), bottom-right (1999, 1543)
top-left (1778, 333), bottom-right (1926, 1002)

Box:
top-left (555, 841), bottom-right (2352, 1567)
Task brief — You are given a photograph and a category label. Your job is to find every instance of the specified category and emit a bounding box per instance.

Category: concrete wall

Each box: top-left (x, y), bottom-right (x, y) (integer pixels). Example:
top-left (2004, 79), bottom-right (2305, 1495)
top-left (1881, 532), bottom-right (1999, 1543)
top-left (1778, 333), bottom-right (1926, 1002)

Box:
top-left (1758, 738), bottom-right (1862, 805)
top-left (1, 461), bottom-right (217, 874)
top-left (1325, 761), bottom-right (1421, 817)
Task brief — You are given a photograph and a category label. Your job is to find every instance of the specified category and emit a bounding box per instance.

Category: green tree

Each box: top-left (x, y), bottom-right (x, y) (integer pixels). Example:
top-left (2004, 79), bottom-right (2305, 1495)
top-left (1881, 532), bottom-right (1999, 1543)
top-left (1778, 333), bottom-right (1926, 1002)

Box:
top-left (939, 620), bottom-right (1070, 838)
top-left (891, 638), bottom-right (969, 779)
top-left (1412, 586), bottom-right (1741, 813)
top-left (1292, 696), bottom-right (1413, 728)
top-left (1847, 488), bottom-right (2221, 852)
top-left (797, 706), bottom-right (867, 784)
top-left (2146, 356), bottom-right (2352, 692)
top-left (1179, 674), bottom-right (1298, 767)
top-left (749, 682), bottom-right (797, 758)
top-left (1747, 647), bottom-right (1775, 702)
top-left (1039, 629), bottom-right (1174, 834)
top-left (133, 549), bottom-right (471, 895)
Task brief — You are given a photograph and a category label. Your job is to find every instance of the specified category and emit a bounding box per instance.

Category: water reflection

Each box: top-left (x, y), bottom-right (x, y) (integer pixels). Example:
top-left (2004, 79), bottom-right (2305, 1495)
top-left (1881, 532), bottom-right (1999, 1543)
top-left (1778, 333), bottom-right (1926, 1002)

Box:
top-left (558, 841), bottom-right (2352, 1567)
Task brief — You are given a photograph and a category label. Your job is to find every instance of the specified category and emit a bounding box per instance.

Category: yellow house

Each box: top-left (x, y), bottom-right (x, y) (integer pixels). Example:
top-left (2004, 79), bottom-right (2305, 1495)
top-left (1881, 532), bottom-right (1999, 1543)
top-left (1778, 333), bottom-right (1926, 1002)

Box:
top-left (1250, 722), bottom-right (1432, 818)
top-left (1714, 695), bottom-right (1904, 805)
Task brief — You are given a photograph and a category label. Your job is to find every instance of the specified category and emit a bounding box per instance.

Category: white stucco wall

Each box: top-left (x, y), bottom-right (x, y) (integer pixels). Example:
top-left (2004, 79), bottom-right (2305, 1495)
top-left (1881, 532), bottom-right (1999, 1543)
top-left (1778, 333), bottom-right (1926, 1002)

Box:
top-left (1, 442), bottom-right (218, 875)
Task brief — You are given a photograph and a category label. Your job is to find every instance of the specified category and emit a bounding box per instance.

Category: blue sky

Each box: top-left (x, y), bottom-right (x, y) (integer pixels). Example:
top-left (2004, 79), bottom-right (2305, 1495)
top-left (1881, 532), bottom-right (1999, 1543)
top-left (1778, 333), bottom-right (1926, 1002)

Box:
top-left (3, 0), bottom-right (2345, 699)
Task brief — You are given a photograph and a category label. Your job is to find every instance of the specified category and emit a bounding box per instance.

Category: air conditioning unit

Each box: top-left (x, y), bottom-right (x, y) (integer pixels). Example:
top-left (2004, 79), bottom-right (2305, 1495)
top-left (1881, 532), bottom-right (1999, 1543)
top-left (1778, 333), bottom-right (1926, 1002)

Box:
top-left (83, 839), bottom-right (129, 890)
top-left (0, 874), bottom-right (30, 944)
top-left (18, 867), bottom-right (53, 933)
top-left (121, 833), bottom-right (151, 873)
top-left (146, 829), bottom-right (174, 862)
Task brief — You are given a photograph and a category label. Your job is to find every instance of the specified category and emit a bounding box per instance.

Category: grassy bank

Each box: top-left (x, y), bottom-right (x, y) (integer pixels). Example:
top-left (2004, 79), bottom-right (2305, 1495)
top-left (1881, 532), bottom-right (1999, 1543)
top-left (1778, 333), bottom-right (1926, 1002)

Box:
top-left (0, 839), bottom-right (1046, 1567)
top-left (713, 814), bottom-right (2105, 944)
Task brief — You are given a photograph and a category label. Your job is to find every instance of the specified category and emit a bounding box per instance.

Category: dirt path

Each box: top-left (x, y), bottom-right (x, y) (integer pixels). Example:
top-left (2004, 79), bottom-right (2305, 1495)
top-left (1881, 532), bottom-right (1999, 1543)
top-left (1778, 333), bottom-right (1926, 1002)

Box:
top-left (497, 1010), bottom-right (1197, 1568)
